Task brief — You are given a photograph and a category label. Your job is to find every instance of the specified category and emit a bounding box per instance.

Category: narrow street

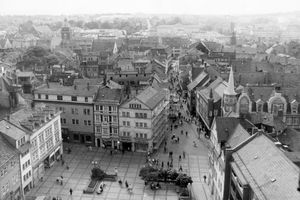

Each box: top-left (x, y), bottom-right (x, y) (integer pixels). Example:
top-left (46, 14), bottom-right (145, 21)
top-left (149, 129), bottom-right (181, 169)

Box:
top-left (155, 98), bottom-right (212, 200)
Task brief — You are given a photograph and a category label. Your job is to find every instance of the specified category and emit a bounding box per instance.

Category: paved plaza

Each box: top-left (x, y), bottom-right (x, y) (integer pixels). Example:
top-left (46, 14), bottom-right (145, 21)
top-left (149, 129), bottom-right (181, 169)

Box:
top-left (26, 104), bottom-right (212, 200)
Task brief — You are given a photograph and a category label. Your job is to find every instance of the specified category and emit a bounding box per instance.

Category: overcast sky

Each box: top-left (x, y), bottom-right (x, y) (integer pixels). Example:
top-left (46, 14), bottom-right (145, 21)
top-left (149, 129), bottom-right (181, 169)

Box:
top-left (0, 0), bottom-right (299, 15)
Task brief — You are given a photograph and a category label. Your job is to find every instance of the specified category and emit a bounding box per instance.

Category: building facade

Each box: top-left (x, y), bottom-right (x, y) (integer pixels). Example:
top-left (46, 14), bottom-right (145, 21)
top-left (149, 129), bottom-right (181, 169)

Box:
top-left (94, 88), bottom-right (123, 148)
top-left (34, 83), bottom-right (98, 145)
top-left (119, 87), bottom-right (168, 152)
top-left (0, 120), bottom-right (33, 195)
top-left (9, 106), bottom-right (63, 187)
top-left (0, 135), bottom-right (22, 200)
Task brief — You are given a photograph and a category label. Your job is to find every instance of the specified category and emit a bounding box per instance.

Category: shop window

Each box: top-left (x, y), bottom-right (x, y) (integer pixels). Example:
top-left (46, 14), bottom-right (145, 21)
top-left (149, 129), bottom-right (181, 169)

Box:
top-left (73, 134), bottom-right (79, 141)
top-left (86, 136), bottom-right (92, 142)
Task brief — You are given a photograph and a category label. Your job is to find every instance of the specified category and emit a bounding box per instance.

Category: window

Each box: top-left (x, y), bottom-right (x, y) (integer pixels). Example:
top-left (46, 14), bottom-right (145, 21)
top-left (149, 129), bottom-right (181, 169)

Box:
top-left (96, 126), bottom-right (101, 133)
top-left (136, 122), bottom-right (139, 127)
top-left (122, 112), bottom-right (126, 117)
top-left (76, 119), bottom-right (79, 124)
top-left (38, 94), bottom-right (41, 99)
top-left (85, 97), bottom-right (88, 102)
top-left (45, 126), bottom-right (52, 138)
top-left (95, 105), bottom-right (100, 111)
top-left (57, 95), bottom-right (63, 100)
top-left (112, 116), bottom-right (117, 122)
top-left (104, 116), bottom-right (108, 122)
top-left (39, 133), bottom-right (44, 143)
top-left (88, 120), bottom-right (91, 126)
top-left (136, 133), bottom-right (138, 138)
top-left (71, 96), bottom-right (77, 101)
top-left (144, 134), bottom-right (147, 138)
top-left (39, 144), bottom-right (46, 155)
top-left (123, 121), bottom-right (126, 126)
top-left (127, 112), bottom-right (130, 117)
top-left (140, 122), bottom-right (143, 127)
top-left (143, 113), bottom-right (147, 118)
top-left (100, 106), bottom-right (103, 111)
top-left (86, 135), bottom-right (92, 142)
top-left (127, 121), bottom-right (130, 126)
top-left (84, 120), bottom-right (87, 125)
top-left (103, 128), bottom-right (108, 135)
top-left (45, 94), bottom-right (48, 99)
top-left (113, 128), bottom-right (118, 134)
top-left (112, 106), bottom-right (117, 112)
top-left (83, 109), bottom-right (90, 115)
top-left (95, 114), bottom-right (100, 122)
top-left (144, 123), bottom-right (147, 128)
top-left (73, 134), bottom-right (79, 141)
top-left (72, 119), bottom-right (75, 124)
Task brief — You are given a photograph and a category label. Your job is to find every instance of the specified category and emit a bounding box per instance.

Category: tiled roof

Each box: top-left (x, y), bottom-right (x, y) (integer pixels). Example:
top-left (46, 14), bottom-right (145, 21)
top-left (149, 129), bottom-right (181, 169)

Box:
top-left (94, 88), bottom-right (122, 103)
top-left (232, 134), bottom-right (300, 200)
top-left (215, 117), bottom-right (254, 143)
top-left (187, 71), bottom-right (209, 91)
top-left (136, 87), bottom-right (166, 109)
top-left (227, 124), bottom-right (251, 148)
top-left (0, 134), bottom-right (18, 167)
top-left (35, 83), bottom-right (99, 97)
top-left (0, 120), bottom-right (27, 140)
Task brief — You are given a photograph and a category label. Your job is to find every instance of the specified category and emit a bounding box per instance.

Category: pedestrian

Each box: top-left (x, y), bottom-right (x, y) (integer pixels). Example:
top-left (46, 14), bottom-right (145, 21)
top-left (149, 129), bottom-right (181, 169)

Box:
top-left (179, 165), bottom-right (183, 172)
top-left (179, 155), bottom-right (182, 162)
top-left (164, 146), bottom-right (167, 153)
top-left (164, 141), bottom-right (167, 146)
top-left (203, 175), bottom-right (207, 183)
top-left (69, 188), bottom-right (73, 195)
top-left (177, 137), bottom-right (180, 143)
top-left (61, 159), bottom-right (64, 166)
top-left (110, 150), bottom-right (113, 155)
top-left (167, 161), bottom-right (170, 168)
top-left (181, 130), bottom-right (183, 135)
top-left (60, 176), bottom-right (63, 185)
top-left (114, 167), bottom-right (118, 176)
top-left (161, 161), bottom-right (164, 168)
top-left (125, 180), bottom-right (129, 188)
top-left (183, 151), bottom-right (186, 159)
top-left (186, 131), bottom-right (188, 137)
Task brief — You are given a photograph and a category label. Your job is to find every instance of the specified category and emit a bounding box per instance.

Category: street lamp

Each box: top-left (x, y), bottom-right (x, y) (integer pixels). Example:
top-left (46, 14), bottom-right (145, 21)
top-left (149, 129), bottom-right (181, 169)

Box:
top-left (91, 160), bottom-right (98, 168)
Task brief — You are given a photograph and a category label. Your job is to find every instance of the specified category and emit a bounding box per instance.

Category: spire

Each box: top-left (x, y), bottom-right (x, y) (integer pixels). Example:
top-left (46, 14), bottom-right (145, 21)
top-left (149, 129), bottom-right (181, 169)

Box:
top-left (225, 67), bottom-right (236, 95)
top-left (113, 41), bottom-right (118, 55)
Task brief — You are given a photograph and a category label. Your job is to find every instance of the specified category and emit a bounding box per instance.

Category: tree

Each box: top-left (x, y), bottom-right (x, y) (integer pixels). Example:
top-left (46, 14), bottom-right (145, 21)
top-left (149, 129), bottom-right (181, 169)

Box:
top-left (144, 171), bottom-right (160, 182)
top-left (91, 167), bottom-right (106, 181)
top-left (175, 174), bottom-right (193, 188)
top-left (139, 165), bottom-right (158, 179)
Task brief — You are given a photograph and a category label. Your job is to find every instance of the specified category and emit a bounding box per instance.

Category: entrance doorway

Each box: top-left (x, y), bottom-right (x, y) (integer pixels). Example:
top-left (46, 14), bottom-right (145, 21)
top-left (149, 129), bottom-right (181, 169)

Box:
top-left (97, 138), bottom-right (101, 147)
top-left (122, 142), bottom-right (132, 151)
top-left (80, 135), bottom-right (85, 143)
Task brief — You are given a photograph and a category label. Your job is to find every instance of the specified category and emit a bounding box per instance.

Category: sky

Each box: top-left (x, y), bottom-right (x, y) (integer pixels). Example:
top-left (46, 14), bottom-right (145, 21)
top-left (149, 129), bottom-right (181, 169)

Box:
top-left (0, 0), bottom-right (299, 16)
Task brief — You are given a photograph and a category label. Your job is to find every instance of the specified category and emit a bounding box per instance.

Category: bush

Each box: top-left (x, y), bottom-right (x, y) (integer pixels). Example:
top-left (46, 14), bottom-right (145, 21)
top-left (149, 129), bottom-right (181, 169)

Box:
top-left (180, 188), bottom-right (190, 196)
top-left (139, 165), bottom-right (158, 179)
top-left (145, 171), bottom-right (160, 181)
top-left (175, 174), bottom-right (193, 188)
top-left (91, 167), bottom-right (106, 181)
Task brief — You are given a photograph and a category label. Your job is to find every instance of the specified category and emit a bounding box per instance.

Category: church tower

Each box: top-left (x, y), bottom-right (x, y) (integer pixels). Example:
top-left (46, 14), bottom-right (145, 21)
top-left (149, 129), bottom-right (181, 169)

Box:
top-left (223, 67), bottom-right (237, 116)
top-left (61, 19), bottom-right (71, 49)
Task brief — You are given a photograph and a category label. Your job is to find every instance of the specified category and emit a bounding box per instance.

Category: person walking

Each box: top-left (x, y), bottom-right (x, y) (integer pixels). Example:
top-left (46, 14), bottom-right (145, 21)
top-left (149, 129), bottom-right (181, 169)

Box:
top-left (183, 151), bottom-right (186, 159)
top-left (179, 155), bottom-right (182, 162)
top-left (203, 175), bottom-right (207, 183)
top-left (125, 180), bottom-right (129, 188)
top-left (69, 188), bottom-right (73, 195)
top-left (179, 165), bottom-right (183, 172)
top-left (167, 161), bottom-right (170, 168)
top-left (186, 131), bottom-right (188, 137)
top-left (161, 161), bottom-right (164, 168)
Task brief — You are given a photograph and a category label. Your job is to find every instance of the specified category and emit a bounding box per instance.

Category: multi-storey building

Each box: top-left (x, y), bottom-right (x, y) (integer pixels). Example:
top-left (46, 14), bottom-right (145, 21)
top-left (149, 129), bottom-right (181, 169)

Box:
top-left (34, 83), bottom-right (99, 145)
top-left (8, 106), bottom-right (63, 187)
top-left (0, 119), bottom-right (33, 195)
top-left (94, 88), bottom-right (124, 148)
top-left (119, 86), bottom-right (168, 152)
top-left (0, 135), bottom-right (22, 200)
top-left (208, 117), bottom-right (254, 200)
top-left (226, 133), bottom-right (300, 200)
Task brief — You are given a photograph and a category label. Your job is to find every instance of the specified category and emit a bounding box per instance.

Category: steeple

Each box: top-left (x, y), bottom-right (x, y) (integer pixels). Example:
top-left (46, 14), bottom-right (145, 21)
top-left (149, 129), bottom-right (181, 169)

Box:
top-left (225, 67), bottom-right (236, 95)
top-left (113, 41), bottom-right (118, 55)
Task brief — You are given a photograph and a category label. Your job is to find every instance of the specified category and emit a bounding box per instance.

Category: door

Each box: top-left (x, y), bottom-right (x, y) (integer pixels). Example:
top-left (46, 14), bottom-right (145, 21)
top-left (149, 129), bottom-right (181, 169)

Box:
top-left (97, 139), bottom-right (101, 147)
top-left (80, 135), bottom-right (85, 143)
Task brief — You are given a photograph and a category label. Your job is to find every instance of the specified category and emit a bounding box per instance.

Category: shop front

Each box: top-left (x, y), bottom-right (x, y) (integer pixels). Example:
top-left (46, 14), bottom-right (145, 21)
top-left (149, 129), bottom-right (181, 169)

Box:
top-left (134, 138), bottom-right (149, 152)
top-left (102, 138), bottom-right (112, 149)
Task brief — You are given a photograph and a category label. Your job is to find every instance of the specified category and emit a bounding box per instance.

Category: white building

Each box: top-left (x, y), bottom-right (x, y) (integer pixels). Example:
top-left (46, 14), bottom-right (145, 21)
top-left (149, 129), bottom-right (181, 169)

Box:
top-left (119, 87), bottom-right (169, 152)
top-left (0, 120), bottom-right (32, 195)
top-left (7, 105), bottom-right (63, 187)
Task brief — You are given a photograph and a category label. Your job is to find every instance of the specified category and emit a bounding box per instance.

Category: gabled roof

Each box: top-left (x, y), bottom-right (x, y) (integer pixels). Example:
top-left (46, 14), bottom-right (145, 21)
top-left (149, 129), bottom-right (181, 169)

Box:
top-left (214, 117), bottom-right (254, 143)
top-left (136, 87), bottom-right (166, 110)
top-left (232, 134), bottom-right (300, 200)
top-left (94, 88), bottom-right (122, 103)
top-left (187, 71), bottom-right (209, 91)
top-left (227, 124), bottom-right (251, 148)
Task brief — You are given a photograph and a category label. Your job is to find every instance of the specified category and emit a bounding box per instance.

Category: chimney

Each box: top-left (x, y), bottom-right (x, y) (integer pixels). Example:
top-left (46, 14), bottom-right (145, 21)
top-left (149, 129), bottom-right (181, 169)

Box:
top-left (87, 82), bottom-right (90, 91)
top-left (74, 85), bottom-right (77, 90)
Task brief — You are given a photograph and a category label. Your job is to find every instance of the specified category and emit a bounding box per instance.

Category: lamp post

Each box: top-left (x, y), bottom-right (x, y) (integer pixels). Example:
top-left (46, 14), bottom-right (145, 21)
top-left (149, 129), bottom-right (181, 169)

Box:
top-left (91, 160), bottom-right (98, 168)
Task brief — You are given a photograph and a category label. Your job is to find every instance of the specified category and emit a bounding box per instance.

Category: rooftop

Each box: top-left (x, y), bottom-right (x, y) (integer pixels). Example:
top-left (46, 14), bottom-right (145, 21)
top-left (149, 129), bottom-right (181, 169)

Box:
top-left (35, 83), bottom-right (99, 97)
top-left (232, 134), bottom-right (300, 200)
top-left (0, 120), bottom-right (27, 140)
top-left (95, 88), bottom-right (122, 103)
top-left (0, 134), bottom-right (18, 167)
top-left (136, 87), bottom-right (166, 110)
